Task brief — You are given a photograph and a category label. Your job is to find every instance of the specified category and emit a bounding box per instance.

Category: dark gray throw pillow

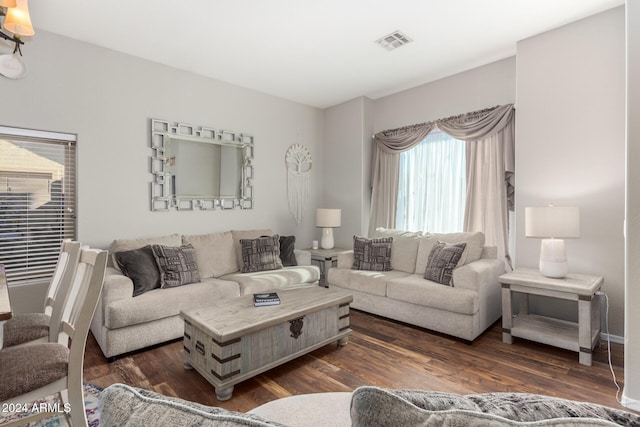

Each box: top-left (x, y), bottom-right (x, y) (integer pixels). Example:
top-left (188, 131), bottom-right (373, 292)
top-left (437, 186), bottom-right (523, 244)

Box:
top-left (424, 241), bottom-right (466, 285)
top-left (241, 235), bottom-right (284, 273)
top-left (151, 244), bottom-right (200, 288)
top-left (114, 245), bottom-right (161, 297)
top-left (279, 235), bottom-right (297, 266)
top-left (352, 236), bottom-right (393, 271)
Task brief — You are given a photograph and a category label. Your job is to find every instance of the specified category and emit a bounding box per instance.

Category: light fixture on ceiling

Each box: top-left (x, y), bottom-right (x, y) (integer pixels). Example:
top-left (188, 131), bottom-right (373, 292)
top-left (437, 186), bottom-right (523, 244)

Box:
top-left (375, 30), bottom-right (413, 51)
top-left (0, 0), bottom-right (34, 56)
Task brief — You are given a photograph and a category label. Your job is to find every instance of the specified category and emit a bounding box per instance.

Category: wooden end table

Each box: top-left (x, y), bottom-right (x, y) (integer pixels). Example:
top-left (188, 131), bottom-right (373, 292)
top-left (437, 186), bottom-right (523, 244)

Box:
top-left (499, 268), bottom-right (603, 366)
top-left (181, 286), bottom-right (353, 400)
top-left (305, 247), bottom-right (350, 286)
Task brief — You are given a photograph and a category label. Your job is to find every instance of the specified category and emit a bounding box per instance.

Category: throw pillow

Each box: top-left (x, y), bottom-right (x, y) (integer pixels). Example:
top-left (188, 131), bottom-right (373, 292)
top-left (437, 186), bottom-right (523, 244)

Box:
top-left (279, 235), bottom-right (297, 267)
top-left (114, 245), bottom-right (161, 297)
top-left (241, 235), bottom-right (284, 273)
top-left (423, 241), bottom-right (466, 285)
top-left (352, 236), bottom-right (392, 271)
top-left (151, 244), bottom-right (200, 288)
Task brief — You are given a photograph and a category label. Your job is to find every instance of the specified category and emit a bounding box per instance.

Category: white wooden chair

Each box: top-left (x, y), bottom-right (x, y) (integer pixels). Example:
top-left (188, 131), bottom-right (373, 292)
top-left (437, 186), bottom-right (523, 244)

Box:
top-left (0, 248), bottom-right (108, 427)
top-left (2, 240), bottom-right (82, 347)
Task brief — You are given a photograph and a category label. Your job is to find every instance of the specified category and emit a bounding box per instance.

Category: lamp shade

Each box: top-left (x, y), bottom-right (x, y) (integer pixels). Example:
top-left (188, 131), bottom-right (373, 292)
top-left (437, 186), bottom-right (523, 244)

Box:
top-left (0, 0), bottom-right (17, 8)
top-left (4, 0), bottom-right (34, 37)
top-left (316, 208), bottom-right (341, 228)
top-left (525, 206), bottom-right (580, 239)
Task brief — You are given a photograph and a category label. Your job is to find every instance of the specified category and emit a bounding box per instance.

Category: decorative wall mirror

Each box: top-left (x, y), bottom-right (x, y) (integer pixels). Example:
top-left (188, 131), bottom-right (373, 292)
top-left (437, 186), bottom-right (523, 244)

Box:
top-left (150, 119), bottom-right (254, 211)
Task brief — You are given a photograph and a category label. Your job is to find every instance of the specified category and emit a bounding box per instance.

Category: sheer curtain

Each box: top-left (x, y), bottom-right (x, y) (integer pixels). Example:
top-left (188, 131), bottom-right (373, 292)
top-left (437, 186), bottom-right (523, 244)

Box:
top-left (396, 130), bottom-right (466, 233)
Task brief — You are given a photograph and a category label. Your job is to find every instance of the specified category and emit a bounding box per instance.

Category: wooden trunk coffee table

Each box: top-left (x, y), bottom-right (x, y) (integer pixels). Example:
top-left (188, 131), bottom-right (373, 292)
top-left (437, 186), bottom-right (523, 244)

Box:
top-left (181, 286), bottom-right (353, 400)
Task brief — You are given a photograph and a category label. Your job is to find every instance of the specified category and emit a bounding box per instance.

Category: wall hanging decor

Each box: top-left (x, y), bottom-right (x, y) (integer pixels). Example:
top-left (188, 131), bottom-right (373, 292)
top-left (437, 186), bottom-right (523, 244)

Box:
top-left (285, 143), bottom-right (312, 223)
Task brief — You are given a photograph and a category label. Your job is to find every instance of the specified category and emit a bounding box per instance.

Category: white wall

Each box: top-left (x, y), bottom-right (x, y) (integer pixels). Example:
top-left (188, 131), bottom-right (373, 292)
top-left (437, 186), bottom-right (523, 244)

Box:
top-left (373, 57), bottom-right (516, 133)
top-left (625, 0), bottom-right (640, 411)
top-left (515, 7), bottom-right (625, 336)
top-left (323, 97), bottom-right (373, 248)
top-left (1, 30), bottom-right (324, 311)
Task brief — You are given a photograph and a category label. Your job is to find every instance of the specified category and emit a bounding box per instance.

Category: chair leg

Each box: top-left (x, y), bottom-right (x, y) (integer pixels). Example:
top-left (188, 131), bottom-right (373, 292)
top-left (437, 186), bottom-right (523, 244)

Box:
top-left (66, 379), bottom-right (88, 427)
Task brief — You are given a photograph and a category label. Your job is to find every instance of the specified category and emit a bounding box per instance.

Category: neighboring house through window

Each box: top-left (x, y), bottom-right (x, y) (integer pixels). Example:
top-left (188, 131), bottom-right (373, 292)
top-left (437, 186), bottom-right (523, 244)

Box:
top-left (0, 126), bottom-right (77, 285)
top-left (395, 129), bottom-right (465, 233)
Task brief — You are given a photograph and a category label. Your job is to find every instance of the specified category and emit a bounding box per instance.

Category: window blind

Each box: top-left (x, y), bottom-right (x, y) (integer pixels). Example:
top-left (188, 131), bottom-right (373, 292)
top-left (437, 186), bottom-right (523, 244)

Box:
top-left (0, 127), bottom-right (77, 286)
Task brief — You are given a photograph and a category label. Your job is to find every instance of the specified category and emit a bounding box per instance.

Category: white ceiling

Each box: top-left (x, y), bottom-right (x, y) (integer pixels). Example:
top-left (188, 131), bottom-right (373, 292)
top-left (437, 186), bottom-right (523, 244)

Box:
top-left (29, 0), bottom-right (624, 109)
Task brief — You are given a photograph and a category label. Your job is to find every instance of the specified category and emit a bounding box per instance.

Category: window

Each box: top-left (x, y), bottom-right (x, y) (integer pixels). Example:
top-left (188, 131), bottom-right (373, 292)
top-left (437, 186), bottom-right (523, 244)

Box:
top-left (0, 126), bottom-right (77, 285)
top-left (396, 130), bottom-right (465, 233)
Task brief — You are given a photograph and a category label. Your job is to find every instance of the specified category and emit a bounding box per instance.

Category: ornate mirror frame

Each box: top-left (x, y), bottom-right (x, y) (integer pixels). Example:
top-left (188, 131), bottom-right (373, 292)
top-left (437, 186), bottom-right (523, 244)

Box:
top-left (150, 119), bottom-right (254, 211)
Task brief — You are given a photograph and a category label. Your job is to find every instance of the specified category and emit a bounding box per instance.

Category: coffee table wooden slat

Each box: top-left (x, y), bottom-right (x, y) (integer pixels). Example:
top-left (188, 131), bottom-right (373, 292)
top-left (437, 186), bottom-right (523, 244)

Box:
top-left (181, 286), bottom-right (352, 400)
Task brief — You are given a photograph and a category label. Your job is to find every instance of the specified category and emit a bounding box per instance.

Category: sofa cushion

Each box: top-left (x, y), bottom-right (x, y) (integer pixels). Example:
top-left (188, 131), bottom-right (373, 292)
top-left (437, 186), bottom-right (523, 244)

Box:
top-left (373, 228), bottom-right (423, 273)
top-left (183, 231), bottom-right (238, 278)
top-left (104, 278), bottom-right (240, 329)
top-left (350, 386), bottom-right (628, 427)
top-left (241, 235), bottom-right (284, 273)
top-left (114, 245), bottom-right (161, 296)
top-left (99, 383), bottom-right (287, 427)
top-left (231, 229), bottom-right (274, 270)
top-left (352, 236), bottom-right (392, 271)
top-left (387, 274), bottom-right (478, 315)
top-left (151, 244), bottom-right (201, 288)
top-left (424, 241), bottom-right (466, 285)
top-left (221, 266), bottom-right (319, 295)
top-left (328, 268), bottom-right (410, 297)
top-left (109, 233), bottom-right (182, 272)
top-left (415, 232), bottom-right (485, 274)
top-left (279, 235), bottom-right (297, 267)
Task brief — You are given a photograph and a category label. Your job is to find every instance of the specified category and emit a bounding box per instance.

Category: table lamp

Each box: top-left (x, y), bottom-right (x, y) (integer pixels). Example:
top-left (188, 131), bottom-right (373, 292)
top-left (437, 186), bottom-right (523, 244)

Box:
top-left (316, 208), bottom-right (341, 249)
top-left (525, 206), bottom-right (580, 278)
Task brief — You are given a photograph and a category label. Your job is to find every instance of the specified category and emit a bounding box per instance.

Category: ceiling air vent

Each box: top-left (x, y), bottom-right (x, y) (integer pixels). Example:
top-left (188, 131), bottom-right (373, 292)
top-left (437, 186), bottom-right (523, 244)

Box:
top-left (375, 31), bottom-right (413, 51)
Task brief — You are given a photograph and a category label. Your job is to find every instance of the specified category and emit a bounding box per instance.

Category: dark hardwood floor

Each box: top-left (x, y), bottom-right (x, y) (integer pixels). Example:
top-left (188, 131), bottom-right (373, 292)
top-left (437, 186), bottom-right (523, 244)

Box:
top-left (83, 310), bottom-right (630, 414)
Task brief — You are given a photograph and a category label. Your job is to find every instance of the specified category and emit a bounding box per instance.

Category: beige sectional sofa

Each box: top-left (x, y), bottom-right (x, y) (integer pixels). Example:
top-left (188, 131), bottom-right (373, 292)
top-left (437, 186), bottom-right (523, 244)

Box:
top-left (90, 229), bottom-right (319, 359)
top-left (327, 228), bottom-right (505, 341)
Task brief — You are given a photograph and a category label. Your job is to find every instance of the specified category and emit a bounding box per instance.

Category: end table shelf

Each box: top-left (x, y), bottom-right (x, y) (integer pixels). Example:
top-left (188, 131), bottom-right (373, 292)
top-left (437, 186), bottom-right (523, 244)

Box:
top-left (499, 268), bottom-right (603, 366)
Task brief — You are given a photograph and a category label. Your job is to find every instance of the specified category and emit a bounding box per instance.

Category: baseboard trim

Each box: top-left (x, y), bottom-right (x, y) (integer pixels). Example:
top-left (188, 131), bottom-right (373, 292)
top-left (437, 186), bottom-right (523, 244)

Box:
top-left (600, 332), bottom-right (624, 344)
top-left (621, 392), bottom-right (640, 411)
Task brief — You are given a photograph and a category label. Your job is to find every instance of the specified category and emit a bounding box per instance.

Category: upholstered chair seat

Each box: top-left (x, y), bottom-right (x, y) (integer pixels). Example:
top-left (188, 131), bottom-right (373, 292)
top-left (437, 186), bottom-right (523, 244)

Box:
top-left (2, 313), bottom-right (50, 347)
top-left (0, 342), bottom-right (68, 401)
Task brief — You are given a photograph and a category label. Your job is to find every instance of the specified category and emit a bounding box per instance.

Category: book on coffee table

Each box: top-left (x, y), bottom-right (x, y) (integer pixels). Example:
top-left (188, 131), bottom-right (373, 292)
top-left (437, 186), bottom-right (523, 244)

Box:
top-left (253, 292), bottom-right (280, 306)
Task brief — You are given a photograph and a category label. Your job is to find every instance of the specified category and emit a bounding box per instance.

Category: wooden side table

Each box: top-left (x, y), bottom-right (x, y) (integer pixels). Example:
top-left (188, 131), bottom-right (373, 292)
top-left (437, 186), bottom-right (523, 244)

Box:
top-left (305, 247), bottom-right (350, 286)
top-left (499, 268), bottom-right (603, 366)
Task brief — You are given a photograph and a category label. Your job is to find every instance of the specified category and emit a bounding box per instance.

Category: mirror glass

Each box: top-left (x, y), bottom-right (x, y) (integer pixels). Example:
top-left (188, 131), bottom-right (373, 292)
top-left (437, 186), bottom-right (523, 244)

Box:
top-left (150, 120), bottom-right (254, 211)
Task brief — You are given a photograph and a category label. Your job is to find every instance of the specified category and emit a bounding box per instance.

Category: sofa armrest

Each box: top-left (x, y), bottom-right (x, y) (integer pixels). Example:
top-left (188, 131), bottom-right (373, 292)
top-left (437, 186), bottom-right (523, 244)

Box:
top-left (452, 258), bottom-right (505, 292)
top-left (337, 250), bottom-right (354, 269)
top-left (102, 267), bottom-right (134, 305)
top-left (480, 245), bottom-right (498, 259)
top-left (294, 249), bottom-right (311, 266)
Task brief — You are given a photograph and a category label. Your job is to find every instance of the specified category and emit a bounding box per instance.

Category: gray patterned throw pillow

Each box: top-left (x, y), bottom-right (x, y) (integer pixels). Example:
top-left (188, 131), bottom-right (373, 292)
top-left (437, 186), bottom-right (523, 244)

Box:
top-left (151, 244), bottom-right (200, 288)
top-left (424, 240), bottom-right (466, 285)
top-left (352, 236), bottom-right (393, 271)
top-left (241, 235), bottom-right (284, 273)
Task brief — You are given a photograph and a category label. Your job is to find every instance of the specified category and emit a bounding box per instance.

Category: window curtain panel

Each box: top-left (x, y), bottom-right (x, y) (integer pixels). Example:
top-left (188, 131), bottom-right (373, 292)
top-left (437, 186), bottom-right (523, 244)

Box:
top-left (369, 104), bottom-right (515, 269)
top-left (439, 104), bottom-right (515, 269)
top-left (369, 123), bottom-right (434, 234)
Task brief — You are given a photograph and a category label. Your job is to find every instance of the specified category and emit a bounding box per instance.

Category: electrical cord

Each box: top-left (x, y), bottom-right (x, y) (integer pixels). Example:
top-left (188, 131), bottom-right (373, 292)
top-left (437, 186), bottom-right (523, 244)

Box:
top-left (597, 290), bottom-right (622, 404)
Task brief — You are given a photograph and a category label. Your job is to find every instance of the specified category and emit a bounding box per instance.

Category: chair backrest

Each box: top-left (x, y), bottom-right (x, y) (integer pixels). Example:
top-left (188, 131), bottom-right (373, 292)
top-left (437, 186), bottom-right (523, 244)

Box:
top-left (45, 240), bottom-right (82, 341)
top-left (57, 248), bottom-right (107, 373)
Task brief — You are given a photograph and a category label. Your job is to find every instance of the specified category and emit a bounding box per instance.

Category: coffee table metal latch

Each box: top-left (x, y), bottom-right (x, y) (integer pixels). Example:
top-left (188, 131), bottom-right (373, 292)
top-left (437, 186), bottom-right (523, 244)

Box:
top-left (289, 316), bottom-right (304, 339)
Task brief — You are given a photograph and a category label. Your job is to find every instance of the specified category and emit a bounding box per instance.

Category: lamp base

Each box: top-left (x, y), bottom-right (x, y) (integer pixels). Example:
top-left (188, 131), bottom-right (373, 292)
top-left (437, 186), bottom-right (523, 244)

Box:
top-left (539, 238), bottom-right (569, 278)
top-left (320, 228), bottom-right (335, 249)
